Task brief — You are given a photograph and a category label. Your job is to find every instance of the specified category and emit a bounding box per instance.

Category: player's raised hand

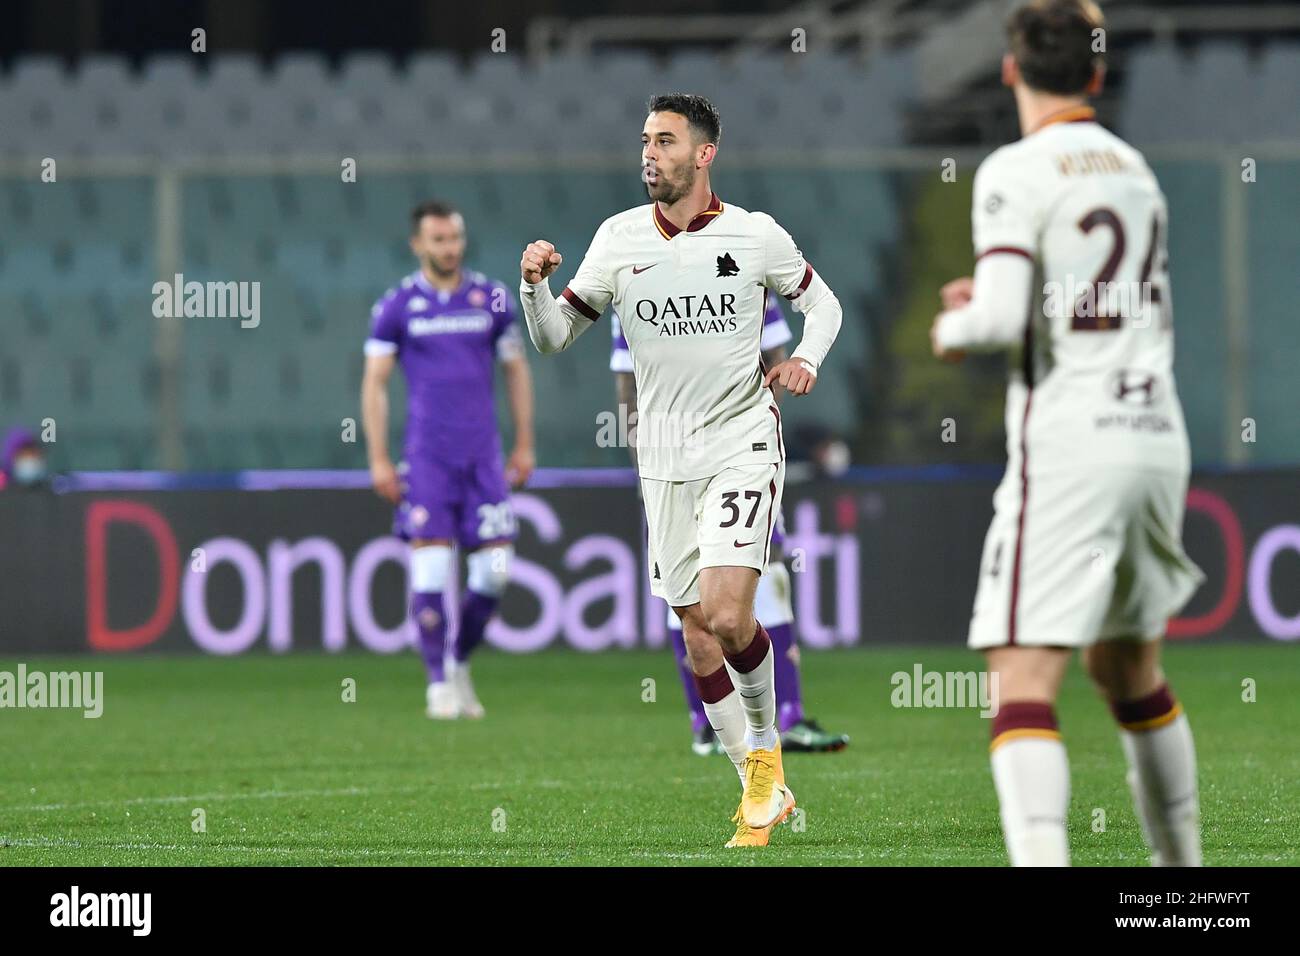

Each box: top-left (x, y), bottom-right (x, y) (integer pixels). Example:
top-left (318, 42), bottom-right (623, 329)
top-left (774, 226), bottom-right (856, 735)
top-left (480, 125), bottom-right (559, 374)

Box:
top-left (521, 240), bottom-right (563, 284)
top-left (369, 457), bottom-right (401, 504)
top-left (940, 276), bottom-right (974, 310)
top-left (764, 358), bottom-right (817, 396)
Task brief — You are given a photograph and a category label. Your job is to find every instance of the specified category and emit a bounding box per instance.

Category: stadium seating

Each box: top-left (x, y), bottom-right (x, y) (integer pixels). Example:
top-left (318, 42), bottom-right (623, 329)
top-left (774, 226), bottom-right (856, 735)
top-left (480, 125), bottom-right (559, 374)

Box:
top-left (1, 43), bottom-right (1297, 468)
top-left (3, 43), bottom-right (1294, 160)
top-left (1119, 41), bottom-right (1300, 144)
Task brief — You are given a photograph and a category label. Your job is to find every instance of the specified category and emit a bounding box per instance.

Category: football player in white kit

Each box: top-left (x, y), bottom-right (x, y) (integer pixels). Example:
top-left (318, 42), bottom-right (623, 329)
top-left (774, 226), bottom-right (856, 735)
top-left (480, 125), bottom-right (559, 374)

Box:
top-left (611, 305), bottom-right (850, 758)
top-left (519, 94), bottom-right (843, 847)
top-left (932, 0), bottom-right (1204, 866)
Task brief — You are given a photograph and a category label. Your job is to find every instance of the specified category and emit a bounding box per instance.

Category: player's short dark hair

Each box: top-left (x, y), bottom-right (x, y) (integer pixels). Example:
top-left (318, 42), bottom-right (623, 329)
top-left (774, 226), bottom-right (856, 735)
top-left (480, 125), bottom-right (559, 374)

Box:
top-left (410, 199), bottom-right (461, 234)
top-left (1007, 0), bottom-right (1105, 96)
top-left (647, 93), bottom-right (722, 145)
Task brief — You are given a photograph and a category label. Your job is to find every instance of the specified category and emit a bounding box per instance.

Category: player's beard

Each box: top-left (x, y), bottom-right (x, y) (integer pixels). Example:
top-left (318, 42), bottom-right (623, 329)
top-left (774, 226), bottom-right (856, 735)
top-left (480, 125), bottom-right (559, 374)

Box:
top-left (424, 254), bottom-right (461, 280)
top-left (646, 164), bottom-right (694, 206)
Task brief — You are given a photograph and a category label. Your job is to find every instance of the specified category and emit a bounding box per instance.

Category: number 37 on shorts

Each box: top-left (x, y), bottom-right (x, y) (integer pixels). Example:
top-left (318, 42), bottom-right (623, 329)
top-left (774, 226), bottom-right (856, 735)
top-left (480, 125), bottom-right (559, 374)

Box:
top-left (641, 460), bottom-right (786, 605)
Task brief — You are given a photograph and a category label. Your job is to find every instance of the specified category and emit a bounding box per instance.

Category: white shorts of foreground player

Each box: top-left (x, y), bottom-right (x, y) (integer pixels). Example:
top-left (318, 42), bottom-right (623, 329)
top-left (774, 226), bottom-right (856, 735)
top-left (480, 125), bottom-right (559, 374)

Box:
top-left (968, 466), bottom-right (1203, 649)
top-left (642, 460), bottom-right (785, 608)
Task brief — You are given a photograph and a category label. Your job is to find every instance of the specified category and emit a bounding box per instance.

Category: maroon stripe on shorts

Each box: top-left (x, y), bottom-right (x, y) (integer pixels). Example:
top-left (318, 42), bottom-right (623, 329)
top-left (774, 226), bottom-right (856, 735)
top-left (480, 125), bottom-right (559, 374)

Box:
top-left (1008, 394), bottom-right (1032, 646)
top-left (762, 404), bottom-right (785, 567)
top-left (1008, 315), bottom-right (1035, 646)
top-left (725, 622), bottom-right (771, 675)
top-left (694, 664), bottom-right (735, 704)
top-left (761, 466), bottom-right (778, 567)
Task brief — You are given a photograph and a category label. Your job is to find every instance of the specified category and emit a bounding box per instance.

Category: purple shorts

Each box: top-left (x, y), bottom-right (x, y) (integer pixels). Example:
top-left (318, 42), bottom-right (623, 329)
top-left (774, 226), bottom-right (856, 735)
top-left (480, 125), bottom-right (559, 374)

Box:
top-left (394, 455), bottom-right (516, 548)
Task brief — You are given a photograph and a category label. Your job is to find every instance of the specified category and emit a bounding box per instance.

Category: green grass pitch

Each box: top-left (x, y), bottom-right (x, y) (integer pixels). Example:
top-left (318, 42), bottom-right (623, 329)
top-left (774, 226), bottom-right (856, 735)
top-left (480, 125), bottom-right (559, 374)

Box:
top-left (1, 645), bottom-right (1296, 866)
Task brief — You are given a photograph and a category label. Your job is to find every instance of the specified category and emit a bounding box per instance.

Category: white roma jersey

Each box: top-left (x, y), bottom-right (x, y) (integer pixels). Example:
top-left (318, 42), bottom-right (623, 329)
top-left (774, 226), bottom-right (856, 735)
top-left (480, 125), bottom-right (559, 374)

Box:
top-left (973, 107), bottom-right (1191, 476)
top-left (561, 193), bottom-right (818, 481)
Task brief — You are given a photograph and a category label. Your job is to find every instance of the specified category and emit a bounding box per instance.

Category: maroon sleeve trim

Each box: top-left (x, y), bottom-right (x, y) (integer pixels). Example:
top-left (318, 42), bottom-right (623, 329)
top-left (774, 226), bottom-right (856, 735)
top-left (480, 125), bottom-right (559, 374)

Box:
top-left (975, 246), bottom-right (1035, 263)
top-left (561, 287), bottom-right (600, 321)
top-left (783, 263), bottom-right (815, 300)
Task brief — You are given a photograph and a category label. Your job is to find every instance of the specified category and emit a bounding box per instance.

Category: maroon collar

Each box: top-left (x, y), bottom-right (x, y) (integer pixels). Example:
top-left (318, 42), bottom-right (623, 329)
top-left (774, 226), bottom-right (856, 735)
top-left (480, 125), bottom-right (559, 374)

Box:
top-left (653, 192), bottom-right (723, 240)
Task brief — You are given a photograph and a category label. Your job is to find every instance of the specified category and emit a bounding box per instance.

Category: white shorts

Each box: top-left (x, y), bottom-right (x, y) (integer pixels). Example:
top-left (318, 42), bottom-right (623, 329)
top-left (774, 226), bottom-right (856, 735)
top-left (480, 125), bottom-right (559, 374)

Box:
top-left (642, 460), bottom-right (785, 607)
top-left (968, 466), bottom-right (1204, 649)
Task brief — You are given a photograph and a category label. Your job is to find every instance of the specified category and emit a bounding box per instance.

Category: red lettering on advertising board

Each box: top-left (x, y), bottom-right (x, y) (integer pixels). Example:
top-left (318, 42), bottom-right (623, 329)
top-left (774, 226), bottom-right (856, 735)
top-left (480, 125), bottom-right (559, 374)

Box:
top-left (86, 500), bottom-right (178, 651)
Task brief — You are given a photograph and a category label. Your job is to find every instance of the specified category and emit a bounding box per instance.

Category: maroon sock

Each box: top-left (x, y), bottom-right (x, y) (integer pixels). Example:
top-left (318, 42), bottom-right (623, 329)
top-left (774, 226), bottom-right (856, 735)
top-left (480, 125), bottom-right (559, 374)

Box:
top-left (723, 621), bottom-right (771, 674)
top-left (693, 664), bottom-right (735, 704)
top-left (991, 701), bottom-right (1060, 750)
top-left (1109, 684), bottom-right (1181, 731)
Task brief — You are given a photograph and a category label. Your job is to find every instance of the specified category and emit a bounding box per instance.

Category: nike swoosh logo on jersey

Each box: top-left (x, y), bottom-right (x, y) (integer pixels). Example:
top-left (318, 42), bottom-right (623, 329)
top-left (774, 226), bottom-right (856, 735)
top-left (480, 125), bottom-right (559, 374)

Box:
top-left (631, 264), bottom-right (657, 274)
top-left (733, 539), bottom-right (758, 548)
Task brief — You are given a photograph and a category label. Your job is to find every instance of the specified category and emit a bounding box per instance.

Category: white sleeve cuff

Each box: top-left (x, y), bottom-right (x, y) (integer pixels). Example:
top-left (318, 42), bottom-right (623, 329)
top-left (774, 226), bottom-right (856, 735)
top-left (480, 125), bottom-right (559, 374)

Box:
top-left (935, 252), bottom-right (1036, 352)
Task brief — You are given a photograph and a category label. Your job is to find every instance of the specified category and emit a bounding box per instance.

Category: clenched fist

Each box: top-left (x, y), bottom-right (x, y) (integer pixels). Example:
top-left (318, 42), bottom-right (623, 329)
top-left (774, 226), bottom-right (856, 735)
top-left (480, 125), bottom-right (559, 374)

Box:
top-left (521, 240), bottom-right (563, 284)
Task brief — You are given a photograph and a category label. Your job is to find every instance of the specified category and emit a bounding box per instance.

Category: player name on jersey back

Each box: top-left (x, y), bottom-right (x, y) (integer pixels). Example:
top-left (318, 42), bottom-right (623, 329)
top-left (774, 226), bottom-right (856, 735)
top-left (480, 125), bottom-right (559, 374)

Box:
top-left (974, 115), bottom-right (1191, 474)
top-left (564, 195), bottom-right (812, 481)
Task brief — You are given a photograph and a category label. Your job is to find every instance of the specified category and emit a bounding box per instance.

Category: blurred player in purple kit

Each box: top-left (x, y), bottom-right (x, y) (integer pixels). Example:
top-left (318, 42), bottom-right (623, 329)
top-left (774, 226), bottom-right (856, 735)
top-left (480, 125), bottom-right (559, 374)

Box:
top-left (361, 200), bottom-right (535, 720)
top-left (611, 302), bottom-right (848, 756)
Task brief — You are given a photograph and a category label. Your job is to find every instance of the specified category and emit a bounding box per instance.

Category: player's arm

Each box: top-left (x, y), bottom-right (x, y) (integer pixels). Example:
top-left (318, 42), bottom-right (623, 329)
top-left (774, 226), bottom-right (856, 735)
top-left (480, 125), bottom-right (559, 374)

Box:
top-left (931, 156), bottom-right (1039, 359)
top-left (614, 370), bottom-right (639, 471)
top-left (360, 352), bottom-right (400, 504)
top-left (500, 350), bottom-right (536, 488)
top-left (519, 228), bottom-right (613, 354)
top-left (492, 299), bottom-right (536, 488)
top-left (930, 254), bottom-right (1035, 359)
top-left (362, 295), bottom-right (404, 503)
top-left (758, 215), bottom-right (842, 396)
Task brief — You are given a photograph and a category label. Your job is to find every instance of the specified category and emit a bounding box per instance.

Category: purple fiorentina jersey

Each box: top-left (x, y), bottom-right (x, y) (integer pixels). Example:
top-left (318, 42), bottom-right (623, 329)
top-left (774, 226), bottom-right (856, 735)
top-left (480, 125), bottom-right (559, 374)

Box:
top-left (366, 270), bottom-right (522, 465)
